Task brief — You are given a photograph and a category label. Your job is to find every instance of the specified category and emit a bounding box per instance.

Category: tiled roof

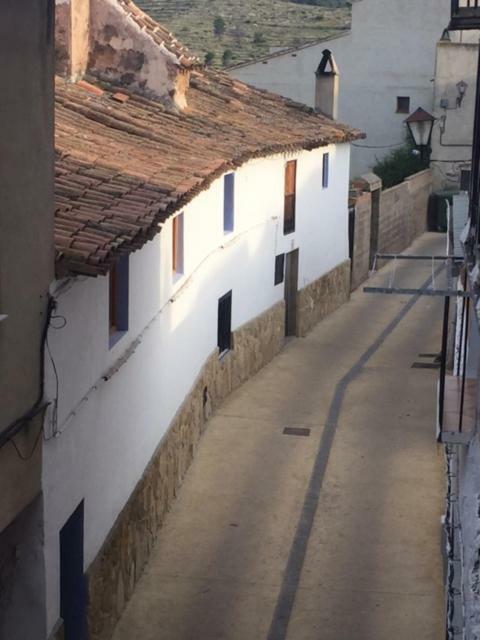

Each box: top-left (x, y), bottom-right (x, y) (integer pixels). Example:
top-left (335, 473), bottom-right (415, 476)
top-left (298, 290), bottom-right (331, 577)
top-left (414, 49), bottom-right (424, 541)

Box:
top-left (116, 0), bottom-right (199, 68)
top-left (55, 71), bottom-right (364, 277)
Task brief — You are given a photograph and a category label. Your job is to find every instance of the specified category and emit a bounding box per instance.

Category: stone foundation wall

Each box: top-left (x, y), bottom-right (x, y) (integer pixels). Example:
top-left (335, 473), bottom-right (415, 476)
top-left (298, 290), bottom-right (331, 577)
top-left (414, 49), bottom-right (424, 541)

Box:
top-left (297, 260), bottom-right (351, 337)
top-left (351, 192), bottom-right (372, 291)
top-left (87, 301), bottom-right (285, 640)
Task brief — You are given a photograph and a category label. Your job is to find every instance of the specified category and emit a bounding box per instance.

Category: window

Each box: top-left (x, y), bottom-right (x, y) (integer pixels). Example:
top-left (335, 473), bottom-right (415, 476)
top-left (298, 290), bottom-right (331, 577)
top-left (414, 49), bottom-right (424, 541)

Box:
top-left (284, 160), bottom-right (297, 235)
top-left (109, 255), bottom-right (129, 347)
top-left (322, 153), bottom-right (329, 188)
top-left (224, 173), bottom-right (235, 233)
top-left (460, 169), bottom-right (471, 191)
top-left (172, 213), bottom-right (184, 275)
top-left (275, 254), bottom-right (285, 285)
top-left (218, 291), bottom-right (232, 354)
top-left (396, 96), bottom-right (410, 114)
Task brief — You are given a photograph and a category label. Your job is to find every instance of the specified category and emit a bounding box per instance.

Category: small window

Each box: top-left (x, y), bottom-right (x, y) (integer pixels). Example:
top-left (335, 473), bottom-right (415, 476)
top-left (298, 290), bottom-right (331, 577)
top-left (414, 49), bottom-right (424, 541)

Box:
top-left (109, 255), bottom-right (129, 347)
top-left (460, 169), bottom-right (471, 191)
top-left (396, 96), bottom-right (410, 114)
top-left (322, 153), bottom-right (329, 188)
top-left (284, 160), bottom-right (297, 235)
top-left (218, 291), bottom-right (232, 355)
top-left (275, 254), bottom-right (285, 285)
top-left (224, 173), bottom-right (235, 233)
top-left (172, 213), bottom-right (184, 275)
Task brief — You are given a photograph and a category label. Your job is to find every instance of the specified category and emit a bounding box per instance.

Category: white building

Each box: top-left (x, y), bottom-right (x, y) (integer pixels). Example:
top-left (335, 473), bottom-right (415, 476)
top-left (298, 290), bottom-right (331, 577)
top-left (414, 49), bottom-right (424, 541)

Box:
top-left (431, 32), bottom-right (480, 190)
top-left (45, 2), bottom-right (362, 639)
top-left (230, 0), bottom-right (451, 177)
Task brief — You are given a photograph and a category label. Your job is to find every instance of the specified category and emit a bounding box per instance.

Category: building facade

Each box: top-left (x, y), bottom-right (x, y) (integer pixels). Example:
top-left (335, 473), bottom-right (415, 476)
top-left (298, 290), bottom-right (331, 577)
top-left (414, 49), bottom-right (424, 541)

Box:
top-left (431, 33), bottom-right (479, 190)
top-left (0, 1), bottom-right (54, 639)
top-left (230, 0), bottom-right (451, 177)
top-left (436, 4), bottom-right (480, 639)
top-left (43, 1), bottom-right (362, 638)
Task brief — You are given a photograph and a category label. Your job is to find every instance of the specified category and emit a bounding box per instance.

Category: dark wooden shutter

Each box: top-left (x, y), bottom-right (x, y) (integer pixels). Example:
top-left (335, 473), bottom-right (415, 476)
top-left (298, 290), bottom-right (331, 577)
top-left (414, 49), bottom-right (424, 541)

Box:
top-left (275, 254), bottom-right (285, 285)
top-left (284, 160), bottom-right (297, 234)
top-left (218, 291), bottom-right (232, 353)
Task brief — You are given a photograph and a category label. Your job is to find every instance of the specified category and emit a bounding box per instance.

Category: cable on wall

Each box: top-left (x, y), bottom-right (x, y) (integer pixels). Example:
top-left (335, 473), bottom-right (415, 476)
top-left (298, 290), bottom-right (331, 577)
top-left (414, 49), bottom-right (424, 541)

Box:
top-left (0, 295), bottom-right (57, 453)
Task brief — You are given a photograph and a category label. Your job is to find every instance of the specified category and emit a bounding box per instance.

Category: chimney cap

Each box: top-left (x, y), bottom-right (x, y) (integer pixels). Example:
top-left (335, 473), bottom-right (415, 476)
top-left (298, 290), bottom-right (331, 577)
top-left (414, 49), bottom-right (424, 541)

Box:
top-left (316, 49), bottom-right (339, 77)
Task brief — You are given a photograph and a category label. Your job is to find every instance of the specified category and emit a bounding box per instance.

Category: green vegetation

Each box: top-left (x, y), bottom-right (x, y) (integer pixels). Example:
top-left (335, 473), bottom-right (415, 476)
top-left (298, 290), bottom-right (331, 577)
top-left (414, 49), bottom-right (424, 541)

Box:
top-left (373, 142), bottom-right (429, 189)
top-left (135, 0), bottom-right (350, 67)
top-left (213, 16), bottom-right (226, 38)
top-left (204, 51), bottom-right (216, 66)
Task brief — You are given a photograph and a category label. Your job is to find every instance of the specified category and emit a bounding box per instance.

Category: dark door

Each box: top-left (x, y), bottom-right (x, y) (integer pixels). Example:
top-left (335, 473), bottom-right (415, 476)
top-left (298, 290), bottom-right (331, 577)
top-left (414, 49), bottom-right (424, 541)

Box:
top-left (284, 249), bottom-right (299, 337)
top-left (60, 501), bottom-right (87, 640)
top-left (369, 189), bottom-right (381, 269)
top-left (348, 205), bottom-right (355, 264)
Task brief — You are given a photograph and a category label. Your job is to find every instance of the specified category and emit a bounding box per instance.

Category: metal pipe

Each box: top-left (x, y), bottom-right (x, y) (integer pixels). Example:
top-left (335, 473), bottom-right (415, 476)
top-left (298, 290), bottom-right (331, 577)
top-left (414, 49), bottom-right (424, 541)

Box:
top-left (440, 296), bottom-right (451, 434)
top-left (459, 295), bottom-right (470, 432)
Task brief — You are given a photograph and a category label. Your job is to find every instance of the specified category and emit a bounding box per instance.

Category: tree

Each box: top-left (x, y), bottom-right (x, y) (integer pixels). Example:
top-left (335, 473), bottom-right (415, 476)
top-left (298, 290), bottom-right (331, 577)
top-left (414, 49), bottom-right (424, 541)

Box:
top-left (213, 16), bottom-right (226, 38)
top-left (222, 49), bottom-right (234, 67)
top-left (204, 51), bottom-right (215, 67)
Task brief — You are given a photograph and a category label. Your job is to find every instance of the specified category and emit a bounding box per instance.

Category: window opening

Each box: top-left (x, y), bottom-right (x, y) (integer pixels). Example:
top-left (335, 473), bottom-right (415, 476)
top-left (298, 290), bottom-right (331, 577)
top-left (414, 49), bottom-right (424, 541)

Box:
top-left (284, 160), bottom-right (297, 235)
top-left (224, 173), bottom-right (235, 233)
top-left (275, 254), bottom-right (285, 285)
top-left (218, 291), bottom-right (232, 354)
top-left (322, 153), bottom-right (329, 188)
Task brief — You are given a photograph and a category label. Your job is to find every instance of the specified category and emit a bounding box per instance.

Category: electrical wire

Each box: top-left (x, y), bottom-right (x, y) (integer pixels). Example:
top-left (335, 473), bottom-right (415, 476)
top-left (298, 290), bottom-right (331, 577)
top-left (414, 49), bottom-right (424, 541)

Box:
top-left (10, 423), bottom-right (44, 461)
top-left (352, 141), bottom-right (405, 149)
top-left (0, 296), bottom-right (56, 452)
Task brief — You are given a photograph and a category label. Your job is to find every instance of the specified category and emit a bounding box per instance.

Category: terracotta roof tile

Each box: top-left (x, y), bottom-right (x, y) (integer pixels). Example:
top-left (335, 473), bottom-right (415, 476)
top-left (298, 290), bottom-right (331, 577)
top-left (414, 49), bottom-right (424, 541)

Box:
top-left (55, 68), bottom-right (364, 277)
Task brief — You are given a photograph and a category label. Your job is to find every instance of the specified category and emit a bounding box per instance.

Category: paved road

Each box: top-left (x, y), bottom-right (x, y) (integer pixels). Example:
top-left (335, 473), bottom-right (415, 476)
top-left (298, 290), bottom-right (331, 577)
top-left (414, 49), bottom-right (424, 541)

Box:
top-left (112, 233), bottom-right (445, 640)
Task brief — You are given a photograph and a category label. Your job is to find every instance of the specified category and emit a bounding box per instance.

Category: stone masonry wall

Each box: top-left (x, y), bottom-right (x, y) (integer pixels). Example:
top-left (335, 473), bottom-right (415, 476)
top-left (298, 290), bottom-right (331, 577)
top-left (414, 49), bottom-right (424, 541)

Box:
top-left (87, 301), bottom-right (285, 640)
top-left (378, 169), bottom-right (432, 256)
top-left (351, 192), bottom-right (372, 291)
top-left (297, 260), bottom-right (351, 337)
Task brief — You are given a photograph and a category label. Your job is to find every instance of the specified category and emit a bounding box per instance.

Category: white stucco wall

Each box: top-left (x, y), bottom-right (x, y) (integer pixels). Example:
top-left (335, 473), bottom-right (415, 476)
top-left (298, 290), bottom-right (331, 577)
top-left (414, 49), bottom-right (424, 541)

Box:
top-left (431, 39), bottom-right (479, 189)
top-left (42, 143), bottom-right (350, 633)
top-left (231, 0), bottom-right (451, 177)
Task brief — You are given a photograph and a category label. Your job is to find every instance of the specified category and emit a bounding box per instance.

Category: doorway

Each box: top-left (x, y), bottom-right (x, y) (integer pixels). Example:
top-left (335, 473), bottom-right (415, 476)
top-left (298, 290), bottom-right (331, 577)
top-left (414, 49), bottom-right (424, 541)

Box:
top-left (60, 501), bottom-right (87, 640)
top-left (284, 249), bottom-right (299, 337)
top-left (369, 188), bottom-right (381, 269)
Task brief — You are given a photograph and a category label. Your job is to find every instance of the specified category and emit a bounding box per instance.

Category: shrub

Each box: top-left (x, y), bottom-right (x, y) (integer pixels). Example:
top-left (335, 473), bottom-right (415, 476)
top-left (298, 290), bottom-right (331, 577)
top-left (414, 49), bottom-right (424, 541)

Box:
top-left (372, 142), bottom-right (428, 189)
top-left (213, 16), bottom-right (226, 38)
top-left (222, 49), bottom-right (234, 66)
top-left (204, 51), bottom-right (216, 66)
top-left (253, 31), bottom-right (266, 45)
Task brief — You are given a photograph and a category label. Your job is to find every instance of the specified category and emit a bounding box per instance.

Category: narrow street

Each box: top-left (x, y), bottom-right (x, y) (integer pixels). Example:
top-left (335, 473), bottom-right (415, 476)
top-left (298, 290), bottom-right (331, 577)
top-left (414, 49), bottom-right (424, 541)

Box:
top-left (112, 232), bottom-right (445, 640)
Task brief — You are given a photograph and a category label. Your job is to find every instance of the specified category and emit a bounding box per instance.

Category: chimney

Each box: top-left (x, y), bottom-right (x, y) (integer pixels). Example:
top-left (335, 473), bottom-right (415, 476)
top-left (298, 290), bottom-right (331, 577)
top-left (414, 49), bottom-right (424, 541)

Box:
top-left (55, 0), bottom-right (194, 110)
top-left (315, 49), bottom-right (339, 120)
top-left (55, 0), bottom-right (90, 80)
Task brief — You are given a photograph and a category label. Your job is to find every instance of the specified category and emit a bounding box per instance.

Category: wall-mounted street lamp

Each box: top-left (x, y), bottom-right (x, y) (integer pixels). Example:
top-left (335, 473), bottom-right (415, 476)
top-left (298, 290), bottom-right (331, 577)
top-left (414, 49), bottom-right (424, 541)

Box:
top-left (405, 108), bottom-right (436, 162)
top-left (456, 80), bottom-right (468, 107)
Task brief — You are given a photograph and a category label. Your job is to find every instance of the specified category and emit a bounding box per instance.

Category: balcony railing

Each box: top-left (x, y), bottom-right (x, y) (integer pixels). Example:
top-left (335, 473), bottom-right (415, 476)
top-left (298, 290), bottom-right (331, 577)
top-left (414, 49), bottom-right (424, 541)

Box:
top-left (450, 0), bottom-right (480, 29)
top-left (437, 288), bottom-right (476, 445)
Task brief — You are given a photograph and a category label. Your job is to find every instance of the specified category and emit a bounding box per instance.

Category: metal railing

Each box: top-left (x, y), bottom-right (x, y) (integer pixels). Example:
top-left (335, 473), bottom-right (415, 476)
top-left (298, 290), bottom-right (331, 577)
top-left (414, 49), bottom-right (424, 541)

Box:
top-left (438, 273), bottom-right (472, 444)
top-left (450, 0), bottom-right (480, 29)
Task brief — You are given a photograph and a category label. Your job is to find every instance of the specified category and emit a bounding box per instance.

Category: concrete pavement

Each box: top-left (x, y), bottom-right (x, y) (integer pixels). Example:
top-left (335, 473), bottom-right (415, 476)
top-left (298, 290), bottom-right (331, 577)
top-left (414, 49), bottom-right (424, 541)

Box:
top-left (112, 233), bottom-right (445, 640)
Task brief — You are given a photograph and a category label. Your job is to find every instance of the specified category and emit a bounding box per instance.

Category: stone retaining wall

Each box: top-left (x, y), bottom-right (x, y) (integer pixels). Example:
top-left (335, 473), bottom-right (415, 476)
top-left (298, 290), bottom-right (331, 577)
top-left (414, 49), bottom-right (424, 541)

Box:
top-left (379, 169), bottom-right (432, 255)
top-left (350, 192), bottom-right (372, 291)
top-left (350, 169), bottom-right (432, 291)
top-left (87, 301), bottom-right (285, 640)
top-left (297, 260), bottom-right (351, 337)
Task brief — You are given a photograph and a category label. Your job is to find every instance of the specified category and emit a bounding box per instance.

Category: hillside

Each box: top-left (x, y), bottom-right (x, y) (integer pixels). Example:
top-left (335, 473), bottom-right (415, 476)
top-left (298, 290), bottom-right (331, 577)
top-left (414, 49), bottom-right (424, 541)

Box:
top-left (135, 0), bottom-right (351, 68)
